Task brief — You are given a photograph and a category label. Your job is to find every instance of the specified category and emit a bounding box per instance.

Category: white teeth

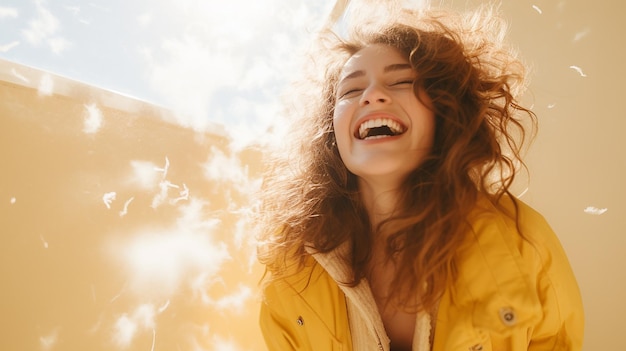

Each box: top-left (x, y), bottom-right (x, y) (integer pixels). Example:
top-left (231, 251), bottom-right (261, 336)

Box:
top-left (358, 118), bottom-right (404, 139)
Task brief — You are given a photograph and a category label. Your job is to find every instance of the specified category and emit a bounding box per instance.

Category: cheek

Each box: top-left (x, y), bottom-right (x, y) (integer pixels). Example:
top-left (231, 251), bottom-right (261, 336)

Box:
top-left (332, 103), bottom-right (351, 141)
top-left (332, 106), bottom-right (353, 166)
top-left (410, 103), bottom-right (436, 145)
top-left (422, 113), bottom-right (436, 143)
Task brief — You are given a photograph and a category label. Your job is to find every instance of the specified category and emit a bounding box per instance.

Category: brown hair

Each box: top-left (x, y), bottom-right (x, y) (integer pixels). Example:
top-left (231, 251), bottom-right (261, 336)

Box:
top-left (257, 5), bottom-right (536, 312)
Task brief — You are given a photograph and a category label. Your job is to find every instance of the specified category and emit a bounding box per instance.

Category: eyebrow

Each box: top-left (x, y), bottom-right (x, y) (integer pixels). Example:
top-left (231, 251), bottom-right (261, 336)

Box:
top-left (338, 63), bottom-right (413, 83)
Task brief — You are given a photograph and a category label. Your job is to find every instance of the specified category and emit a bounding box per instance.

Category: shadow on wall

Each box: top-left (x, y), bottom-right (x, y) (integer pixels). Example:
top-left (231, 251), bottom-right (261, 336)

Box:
top-left (0, 58), bottom-right (266, 351)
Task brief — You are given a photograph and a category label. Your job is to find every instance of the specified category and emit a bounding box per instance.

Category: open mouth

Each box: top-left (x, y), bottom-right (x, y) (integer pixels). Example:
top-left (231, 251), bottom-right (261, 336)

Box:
top-left (356, 118), bottom-right (406, 140)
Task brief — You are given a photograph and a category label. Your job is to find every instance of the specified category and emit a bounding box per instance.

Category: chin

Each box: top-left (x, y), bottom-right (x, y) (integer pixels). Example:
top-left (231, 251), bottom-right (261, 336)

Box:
top-left (351, 165), bottom-right (416, 183)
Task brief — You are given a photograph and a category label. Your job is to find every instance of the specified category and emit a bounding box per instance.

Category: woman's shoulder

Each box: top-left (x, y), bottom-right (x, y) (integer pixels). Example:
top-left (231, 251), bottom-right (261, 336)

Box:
top-left (460, 193), bottom-right (576, 296)
top-left (468, 193), bottom-right (559, 249)
top-left (448, 194), bottom-right (583, 341)
top-left (261, 253), bottom-right (330, 299)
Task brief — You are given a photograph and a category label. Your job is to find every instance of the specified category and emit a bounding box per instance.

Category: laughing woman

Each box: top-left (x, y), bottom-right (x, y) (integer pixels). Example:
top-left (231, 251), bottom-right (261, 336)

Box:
top-left (256, 5), bottom-right (584, 351)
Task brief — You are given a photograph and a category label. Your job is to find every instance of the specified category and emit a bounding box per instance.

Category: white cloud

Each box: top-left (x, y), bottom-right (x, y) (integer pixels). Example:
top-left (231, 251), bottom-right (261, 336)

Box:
top-left (48, 36), bottom-right (71, 54)
top-left (0, 6), bottom-right (18, 19)
top-left (211, 284), bottom-right (252, 313)
top-left (137, 12), bottom-right (152, 28)
top-left (150, 180), bottom-right (178, 209)
top-left (222, 98), bottom-right (288, 151)
top-left (239, 57), bottom-right (273, 88)
top-left (403, 0), bottom-right (430, 6)
top-left (0, 41), bottom-right (20, 53)
top-left (171, 183), bottom-right (189, 204)
top-left (232, 207), bottom-right (256, 250)
top-left (113, 313), bottom-right (138, 348)
top-left (22, 2), bottom-right (59, 45)
top-left (141, 35), bottom-right (245, 131)
top-left (210, 335), bottom-right (242, 351)
top-left (139, 0), bottom-right (327, 136)
top-left (38, 73), bottom-right (54, 96)
top-left (129, 160), bottom-right (160, 190)
top-left (202, 147), bottom-right (246, 184)
top-left (133, 304), bottom-right (157, 329)
top-left (83, 103), bottom-right (104, 134)
top-left (22, 1), bottom-right (71, 54)
top-left (125, 156), bottom-right (190, 210)
top-left (202, 146), bottom-right (261, 195)
top-left (114, 199), bottom-right (231, 297)
top-left (112, 303), bottom-right (157, 349)
top-left (64, 5), bottom-right (80, 16)
top-left (39, 328), bottom-right (60, 351)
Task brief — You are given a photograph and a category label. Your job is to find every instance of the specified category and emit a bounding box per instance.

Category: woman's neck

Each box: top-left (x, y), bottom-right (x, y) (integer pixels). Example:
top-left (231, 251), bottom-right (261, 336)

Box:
top-left (358, 177), bottom-right (401, 231)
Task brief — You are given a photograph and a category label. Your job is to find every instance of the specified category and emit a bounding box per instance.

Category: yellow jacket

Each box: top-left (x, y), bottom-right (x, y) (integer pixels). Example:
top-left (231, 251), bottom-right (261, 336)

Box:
top-left (259, 198), bottom-right (584, 350)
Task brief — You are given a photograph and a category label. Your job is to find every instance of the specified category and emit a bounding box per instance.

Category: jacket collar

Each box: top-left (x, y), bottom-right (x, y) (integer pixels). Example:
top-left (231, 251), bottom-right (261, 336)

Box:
top-left (307, 242), bottom-right (433, 351)
top-left (306, 242), bottom-right (392, 349)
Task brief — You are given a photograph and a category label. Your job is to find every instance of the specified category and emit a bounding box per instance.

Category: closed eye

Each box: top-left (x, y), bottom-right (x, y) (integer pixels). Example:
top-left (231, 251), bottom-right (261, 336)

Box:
top-left (339, 88), bottom-right (363, 98)
top-left (392, 79), bottom-right (414, 86)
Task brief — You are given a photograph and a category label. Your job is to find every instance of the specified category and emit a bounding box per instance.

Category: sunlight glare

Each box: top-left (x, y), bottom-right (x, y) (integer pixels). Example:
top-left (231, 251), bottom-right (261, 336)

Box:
top-left (116, 199), bottom-right (231, 297)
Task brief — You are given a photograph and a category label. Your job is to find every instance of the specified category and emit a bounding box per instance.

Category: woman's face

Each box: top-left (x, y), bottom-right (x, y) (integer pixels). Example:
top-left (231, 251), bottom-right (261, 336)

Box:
top-left (332, 44), bottom-right (435, 186)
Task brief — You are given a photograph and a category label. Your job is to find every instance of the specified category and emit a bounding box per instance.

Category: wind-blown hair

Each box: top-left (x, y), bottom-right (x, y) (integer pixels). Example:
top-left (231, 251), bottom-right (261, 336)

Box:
top-left (257, 6), bottom-right (536, 312)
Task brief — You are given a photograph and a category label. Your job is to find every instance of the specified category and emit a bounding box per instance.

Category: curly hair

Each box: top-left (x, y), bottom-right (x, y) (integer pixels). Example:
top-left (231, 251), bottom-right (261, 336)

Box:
top-left (256, 5), bottom-right (537, 313)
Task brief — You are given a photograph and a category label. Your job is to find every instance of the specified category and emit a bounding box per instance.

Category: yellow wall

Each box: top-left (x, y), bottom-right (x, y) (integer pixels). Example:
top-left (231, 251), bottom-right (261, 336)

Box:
top-left (1, 1), bottom-right (625, 350)
top-left (1, 59), bottom-right (265, 350)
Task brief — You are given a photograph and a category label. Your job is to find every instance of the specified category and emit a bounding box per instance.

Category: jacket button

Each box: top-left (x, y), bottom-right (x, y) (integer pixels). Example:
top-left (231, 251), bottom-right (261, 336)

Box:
top-left (296, 316), bottom-right (304, 326)
top-left (499, 307), bottom-right (517, 326)
top-left (469, 344), bottom-right (483, 351)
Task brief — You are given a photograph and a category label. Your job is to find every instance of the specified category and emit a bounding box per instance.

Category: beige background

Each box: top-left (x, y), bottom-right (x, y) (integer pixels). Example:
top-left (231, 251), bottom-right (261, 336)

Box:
top-left (1, 1), bottom-right (624, 350)
top-left (497, 1), bottom-right (625, 349)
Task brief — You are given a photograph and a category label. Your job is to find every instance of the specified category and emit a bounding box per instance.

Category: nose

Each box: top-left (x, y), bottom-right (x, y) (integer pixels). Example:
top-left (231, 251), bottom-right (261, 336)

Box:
top-left (359, 83), bottom-right (391, 106)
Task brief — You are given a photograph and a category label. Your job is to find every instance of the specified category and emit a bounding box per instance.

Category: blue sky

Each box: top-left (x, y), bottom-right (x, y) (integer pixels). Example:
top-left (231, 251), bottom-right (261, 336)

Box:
top-left (1, 0), bottom-right (166, 98)
top-left (0, 0), bottom-right (332, 139)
